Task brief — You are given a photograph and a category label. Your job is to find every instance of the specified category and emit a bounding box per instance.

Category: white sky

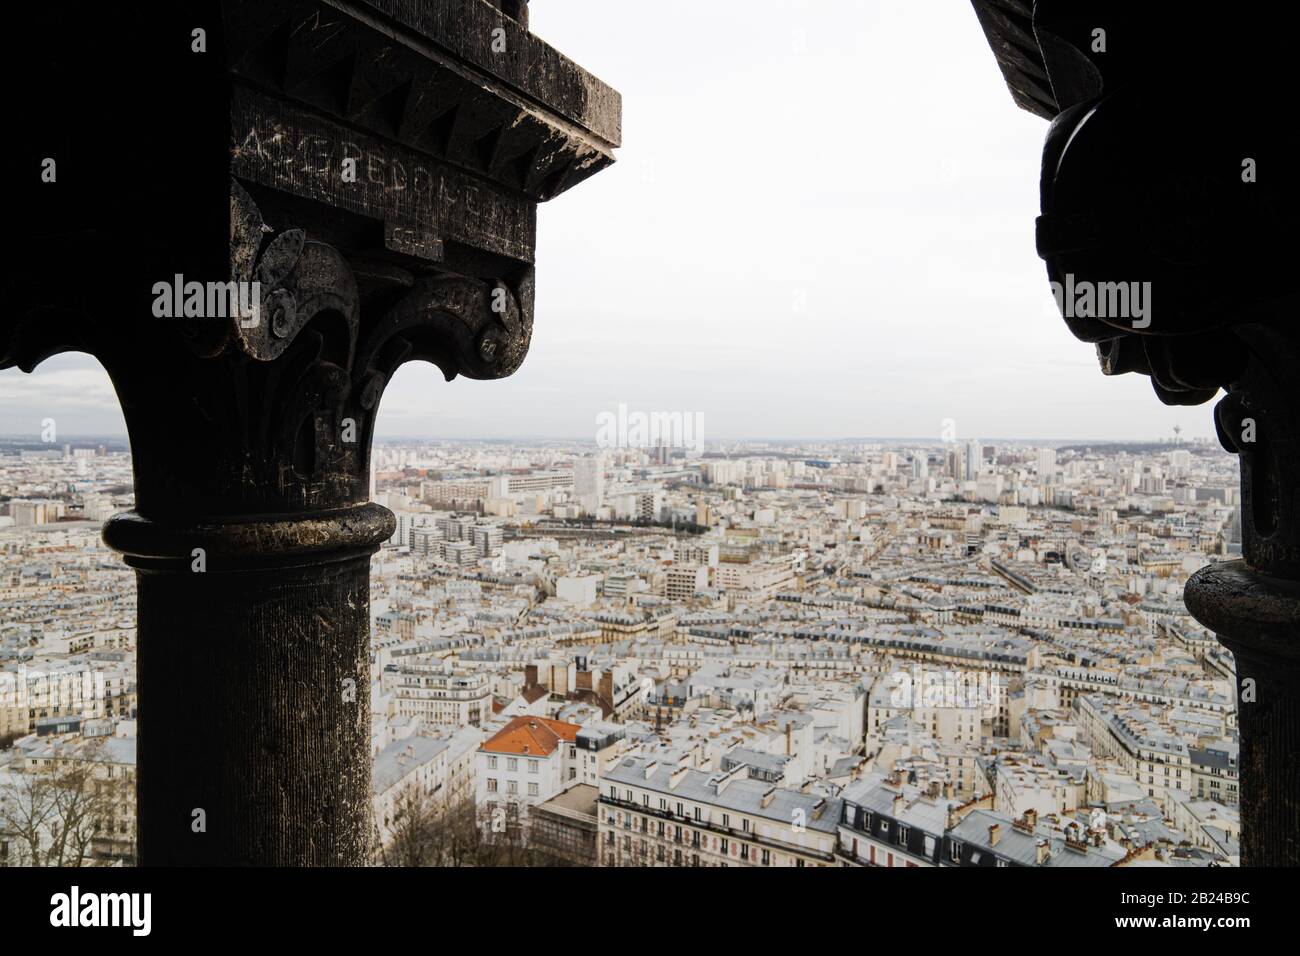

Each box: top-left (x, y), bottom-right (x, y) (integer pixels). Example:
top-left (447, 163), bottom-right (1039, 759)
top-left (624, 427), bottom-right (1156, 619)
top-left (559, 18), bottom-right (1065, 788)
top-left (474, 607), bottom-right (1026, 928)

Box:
top-left (0, 0), bottom-right (1217, 443)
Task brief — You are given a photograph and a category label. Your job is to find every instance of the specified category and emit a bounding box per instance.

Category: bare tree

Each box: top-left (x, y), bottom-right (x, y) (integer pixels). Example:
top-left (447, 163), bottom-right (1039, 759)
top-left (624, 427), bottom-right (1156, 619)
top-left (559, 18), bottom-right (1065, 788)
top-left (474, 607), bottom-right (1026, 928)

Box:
top-left (375, 789), bottom-right (567, 867)
top-left (0, 740), bottom-right (130, 867)
top-left (0, 770), bottom-right (58, 866)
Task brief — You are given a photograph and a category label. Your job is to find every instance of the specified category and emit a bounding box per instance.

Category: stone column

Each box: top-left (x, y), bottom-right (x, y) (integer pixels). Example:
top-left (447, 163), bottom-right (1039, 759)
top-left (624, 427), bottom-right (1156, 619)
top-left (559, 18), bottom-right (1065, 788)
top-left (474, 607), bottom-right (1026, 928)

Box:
top-left (1184, 329), bottom-right (1300, 866)
top-left (5, 0), bottom-right (619, 865)
top-left (971, 2), bottom-right (1300, 863)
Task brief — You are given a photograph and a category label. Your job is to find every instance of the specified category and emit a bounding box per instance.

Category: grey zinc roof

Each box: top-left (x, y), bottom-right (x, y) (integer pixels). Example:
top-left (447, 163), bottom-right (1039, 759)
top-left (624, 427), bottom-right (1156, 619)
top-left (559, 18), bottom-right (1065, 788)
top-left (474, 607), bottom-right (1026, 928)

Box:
top-left (605, 756), bottom-right (842, 834)
top-left (372, 736), bottom-right (451, 794)
top-left (841, 772), bottom-right (953, 836)
top-left (949, 809), bottom-right (1126, 868)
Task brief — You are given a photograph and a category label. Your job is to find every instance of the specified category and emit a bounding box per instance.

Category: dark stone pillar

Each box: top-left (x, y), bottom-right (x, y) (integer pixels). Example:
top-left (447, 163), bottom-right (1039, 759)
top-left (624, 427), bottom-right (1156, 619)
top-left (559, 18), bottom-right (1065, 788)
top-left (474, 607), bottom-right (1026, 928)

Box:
top-left (111, 509), bottom-right (390, 865)
top-left (972, 2), bottom-right (1300, 862)
top-left (1184, 562), bottom-right (1300, 866)
top-left (1185, 328), bottom-right (1300, 865)
top-left (6, 0), bottom-right (619, 865)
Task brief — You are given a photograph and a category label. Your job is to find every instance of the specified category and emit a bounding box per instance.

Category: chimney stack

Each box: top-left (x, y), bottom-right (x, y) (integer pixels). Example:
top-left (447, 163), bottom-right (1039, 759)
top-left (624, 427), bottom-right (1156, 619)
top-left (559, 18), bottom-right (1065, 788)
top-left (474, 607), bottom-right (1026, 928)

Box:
top-left (1035, 839), bottom-right (1050, 864)
top-left (988, 823), bottom-right (1001, 847)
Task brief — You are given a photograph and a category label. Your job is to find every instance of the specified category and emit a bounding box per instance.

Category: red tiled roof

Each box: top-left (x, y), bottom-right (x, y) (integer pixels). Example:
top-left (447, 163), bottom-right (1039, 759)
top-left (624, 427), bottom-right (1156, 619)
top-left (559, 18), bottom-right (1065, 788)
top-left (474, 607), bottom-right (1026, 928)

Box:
top-left (481, 716), bottom-right (580, 757)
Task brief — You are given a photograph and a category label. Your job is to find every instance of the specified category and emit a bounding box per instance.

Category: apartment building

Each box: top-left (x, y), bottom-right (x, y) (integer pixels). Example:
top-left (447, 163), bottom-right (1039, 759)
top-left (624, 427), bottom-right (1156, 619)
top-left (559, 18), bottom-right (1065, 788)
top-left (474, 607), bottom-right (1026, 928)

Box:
top-left (665, 564), bottom-right (708, 602)
top-left (380, 666), bottom-right (491, 728)
top-left (476, 716), bottom-right (582, 829)
top-left (598, 755), bottom-right (841, 867)
top-left (372, 735), bottom-right (451, 847)
top-left (1075, 694), bottom-right (1191, 811)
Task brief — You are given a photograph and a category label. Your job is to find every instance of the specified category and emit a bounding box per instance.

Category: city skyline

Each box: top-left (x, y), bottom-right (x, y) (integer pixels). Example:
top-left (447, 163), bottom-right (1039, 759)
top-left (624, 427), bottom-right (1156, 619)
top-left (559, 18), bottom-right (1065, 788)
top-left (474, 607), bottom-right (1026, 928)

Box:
top-left (4, 435), bottom-right (1244, 869)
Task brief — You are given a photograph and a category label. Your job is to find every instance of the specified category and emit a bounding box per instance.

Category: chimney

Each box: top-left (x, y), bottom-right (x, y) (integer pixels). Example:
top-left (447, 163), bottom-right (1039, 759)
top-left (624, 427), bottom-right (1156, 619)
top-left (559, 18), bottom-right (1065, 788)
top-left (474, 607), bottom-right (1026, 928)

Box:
top-left (1024, 808), bottom-right (1038, 829)
top-left (643, 760), bottom-right (658, 780)
top-left (785, 722), bottom-right (792, 756)
top-left (811, 798), bottom-right (827, 820)
top-left (892, 792), bottom-right (906, 818)
top-left (1035, 839), bottom-right (1050, 864)
top-left (669, 764), bottom-right (689, 790)
top-left (988, 824), bottom-right (1001, 847)
top-left (761, 787), bottom-right (777, 809)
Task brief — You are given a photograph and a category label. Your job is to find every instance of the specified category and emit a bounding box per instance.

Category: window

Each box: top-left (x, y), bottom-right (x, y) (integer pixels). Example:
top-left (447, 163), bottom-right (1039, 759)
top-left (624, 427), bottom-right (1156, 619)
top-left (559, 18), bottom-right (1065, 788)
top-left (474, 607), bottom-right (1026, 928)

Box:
top-left (529, 760), bottom-right (538, 774)
top-left (898, 825), bottom-right (909, 845)
top-left (721, 839), bottom-right (729, 854)
top-left (507, 780), bottom-right (518, 794)
top-left (950, 841), bottom-right (961, 863)
top-left (694, 807), bottom-right (702, 821)
top-left (488, 756), bottom-right (498, 769)
top-left (527, 782), bottom-right (539, 797)
top-left (722, 813), bottom-right (730, 828)
top-left (761, 848), bottom-right (770, 866)
top-left (742, 818), bottom-right (750, 832)
top-left (487, 778), bottom-right (498, 792)
top-left (507, 758), bottom-right (517, 771)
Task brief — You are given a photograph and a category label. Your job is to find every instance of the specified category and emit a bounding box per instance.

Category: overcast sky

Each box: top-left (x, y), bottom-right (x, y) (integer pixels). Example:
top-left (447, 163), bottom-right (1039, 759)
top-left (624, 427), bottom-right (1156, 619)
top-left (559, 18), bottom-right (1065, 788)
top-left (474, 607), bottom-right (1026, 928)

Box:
top-left (1, 1), bottom-right (1218, 443)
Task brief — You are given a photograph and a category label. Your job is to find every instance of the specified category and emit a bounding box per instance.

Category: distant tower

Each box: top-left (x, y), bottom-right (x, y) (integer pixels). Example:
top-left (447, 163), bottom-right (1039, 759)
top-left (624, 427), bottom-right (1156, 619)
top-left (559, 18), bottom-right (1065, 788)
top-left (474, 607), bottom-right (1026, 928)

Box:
top-left (964, 438), bottom-right (982, 480)
top-left (1173, 423), bottom-right (1183, 445)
